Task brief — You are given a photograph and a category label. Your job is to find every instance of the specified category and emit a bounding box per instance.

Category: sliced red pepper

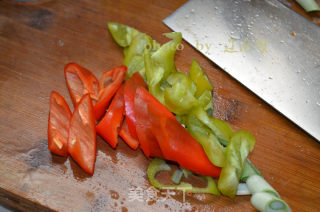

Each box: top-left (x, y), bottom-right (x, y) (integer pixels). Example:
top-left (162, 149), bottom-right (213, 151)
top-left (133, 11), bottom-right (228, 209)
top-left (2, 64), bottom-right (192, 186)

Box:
top-left (123, 72), bottom-right (147, 139)
top-left (94, 66), bottom-right (126, 121)
top-left (48, 91), bottom-right (72, 157)
top-left (119, 118), bottom-right (139, 150)
top-left (68, 94), bottom-right (96, 175)
top-left (64, 63), bottom-right (99, 106)
top-left (96, 85), bottom-right (125, 149)
top-left (148, 104), bottom-right (221, 178)
top-left (134, 87), bottom-right (174, 158)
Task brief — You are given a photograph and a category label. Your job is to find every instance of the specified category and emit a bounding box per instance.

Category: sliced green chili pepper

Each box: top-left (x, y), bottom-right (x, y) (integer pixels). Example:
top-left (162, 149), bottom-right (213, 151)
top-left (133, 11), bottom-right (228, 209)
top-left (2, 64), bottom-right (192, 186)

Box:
top-left (218, 130), bottom-right (256, 198)
top-left (108, 22), bottom-right (160, 79)
top-left (189, 59), bottom-right (213, 98)
top-left (107, 22), bottom-right (139, 47)
top-left (185, 114), bottom-right (226, 167)
top-left (144, 50), bottom-right (165, 104)
top-left (147, 158), bottom-right (220, 195)
top-left (123, 33), bottom-right (154, 78)
top-left (197, 89), bottom-right (213, 111)
top-left (164, 72), bottom-right (199, 115)
top-left (151, 32), bottom-right (182, 80)
top-left (191, 106), bottom-right (233, 144)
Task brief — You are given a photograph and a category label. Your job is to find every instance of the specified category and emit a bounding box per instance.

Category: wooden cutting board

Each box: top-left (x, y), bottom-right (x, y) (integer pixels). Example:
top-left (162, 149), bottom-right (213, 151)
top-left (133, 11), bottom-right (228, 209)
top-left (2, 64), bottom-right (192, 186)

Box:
top-left (0, 0), bottom-right (319, 211)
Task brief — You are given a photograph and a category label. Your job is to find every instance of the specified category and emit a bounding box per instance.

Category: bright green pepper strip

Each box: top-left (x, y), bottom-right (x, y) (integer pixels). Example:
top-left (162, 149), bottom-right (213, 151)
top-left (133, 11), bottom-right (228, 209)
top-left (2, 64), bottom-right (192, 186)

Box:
top-left (123, 33), bottom-right (154, 78)
top-left (164, 72), bottom-right (199, 115)
top-left (185, 114), bottom-right (226, 167)
top-left (164, 83), bottom-right (199, 115)
top-left (108, 22), bottom-right (161, 79)
top-left (218, 130), bottom-right (256, 198)
top-left (197, 89), bottom-right (213, 111)
top-left (189, 59), bottom-right (213, 98)
top-left (166, 72), bottom-right (197, 94)
top-left (147, 158), bottom-right (171, 189)
top-left (147, 158), bottom-right (220, 195)
top-left (151, 32), bottom-right (182, 80)
top-left (107, 22), bottom-right (139, 47)
top-left (144, 50), bottom-right (165, 104)
top-left (192, 106), bottom-right (233, 143)
top-left (144, 32), bottom-right (182, 104)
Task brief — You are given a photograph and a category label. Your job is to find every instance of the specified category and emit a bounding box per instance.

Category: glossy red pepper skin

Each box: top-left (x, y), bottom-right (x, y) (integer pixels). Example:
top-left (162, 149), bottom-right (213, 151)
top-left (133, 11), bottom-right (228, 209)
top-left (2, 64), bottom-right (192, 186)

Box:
top-left (48, 91), bottom-right (72, 157)
top-left (123, 72), bottom-right (147, 139)
top-left (94, 66), bottom-right (126, 121)
top-left (148, 105), bottom-right (221, 178)
top-left (68, 94), bottom-right (96, 175)
top-left (64, 63), bottom-right (99, 106)
top-left (96, 85), bottom-right (125, 148)
top-left (119, 118), bottom-right (139, 150)
top-left (134, 87), bottom-right (173, 158)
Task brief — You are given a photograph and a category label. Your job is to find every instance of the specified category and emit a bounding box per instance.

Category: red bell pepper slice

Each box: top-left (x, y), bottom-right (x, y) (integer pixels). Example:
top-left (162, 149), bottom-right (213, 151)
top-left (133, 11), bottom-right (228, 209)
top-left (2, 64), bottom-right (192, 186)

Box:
top-left (123, 72), bottom-right (147, 139)
top-left (64, 63), bottom-right (99, 106)
top-left (96, 85), bottom-right (125, 149)
top-left (48, 91), bottom-right (72, 157)
top-left (68, 94), bottom-right (96, 175)
top-left (134, 87), bottom-right (174, 158)
top-left (148, 104), bottom-right (221, 178)
top-left (94, 66), bottom-right (126, 121)
top-left (119, 118), bottom-right (139, 150)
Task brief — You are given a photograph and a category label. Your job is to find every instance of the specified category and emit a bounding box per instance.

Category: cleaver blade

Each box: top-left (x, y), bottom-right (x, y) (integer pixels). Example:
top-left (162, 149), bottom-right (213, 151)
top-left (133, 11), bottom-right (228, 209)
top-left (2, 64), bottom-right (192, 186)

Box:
top-left (163, 0), bottom-right (320, 142)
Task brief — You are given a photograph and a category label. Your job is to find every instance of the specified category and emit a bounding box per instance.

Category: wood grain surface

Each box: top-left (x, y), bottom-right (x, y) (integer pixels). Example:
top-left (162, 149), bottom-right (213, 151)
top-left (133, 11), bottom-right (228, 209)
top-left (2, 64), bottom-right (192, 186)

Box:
top-left (0, 0), bottom-right (319, 211)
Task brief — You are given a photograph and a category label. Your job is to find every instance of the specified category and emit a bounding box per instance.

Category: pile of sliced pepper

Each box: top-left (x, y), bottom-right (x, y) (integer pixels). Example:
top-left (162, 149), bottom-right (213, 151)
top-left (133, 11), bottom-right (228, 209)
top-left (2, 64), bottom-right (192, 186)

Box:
top-left (107, 22), bottom-right (258, 198)
top-left (47, 22), bottom-right (258, 200)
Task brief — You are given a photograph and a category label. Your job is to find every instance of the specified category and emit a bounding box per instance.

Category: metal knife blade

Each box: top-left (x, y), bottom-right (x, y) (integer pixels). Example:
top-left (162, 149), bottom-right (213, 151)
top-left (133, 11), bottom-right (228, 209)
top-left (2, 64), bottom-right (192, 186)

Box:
top-left (163, 0), bottom-right (320, 142)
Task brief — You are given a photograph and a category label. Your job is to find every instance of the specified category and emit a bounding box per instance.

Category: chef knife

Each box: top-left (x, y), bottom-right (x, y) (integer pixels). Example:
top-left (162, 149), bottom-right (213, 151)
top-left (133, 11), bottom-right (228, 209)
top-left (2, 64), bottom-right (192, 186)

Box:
top-left (163, 0), bottom-right (320, 142)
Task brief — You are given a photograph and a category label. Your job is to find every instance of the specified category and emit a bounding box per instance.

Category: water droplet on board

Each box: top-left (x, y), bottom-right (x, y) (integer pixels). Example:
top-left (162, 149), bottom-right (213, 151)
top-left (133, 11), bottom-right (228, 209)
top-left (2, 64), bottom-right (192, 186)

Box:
top-left (306, 100), bottom-right (309, 104)
top-left (268, 76), bottom-right (273, 80)
top-left (214, 6), bottom-right (219, 10)
top-left (191, 9), bottom-right (195, 13)
top-left (316, 102), bottom-right (320, 106)
top-left (185, 15), bottom-right (189, 19)
top-left (58, 40), bottom-right (64, 47)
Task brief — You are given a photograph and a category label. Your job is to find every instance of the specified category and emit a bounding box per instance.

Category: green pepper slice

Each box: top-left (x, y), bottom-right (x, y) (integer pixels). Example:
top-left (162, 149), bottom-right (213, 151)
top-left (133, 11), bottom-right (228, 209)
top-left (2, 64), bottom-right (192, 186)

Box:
top-left (107, 22), bottom-right (139, 47)
top-left (185, 114), bottom-right (226, 167)
top-left (164, 72), bottom-right (199, 115)
top-left (144, 50), bottom-right (165, 104)
top-left (144, 32), bottom-right (182, 104)
top-left (191, 106), bottom-right (233, 144)
top-left (189, 59), bottom-right (213, 98)
top-left (147, 158), bottom-right (220, 195)
top-left (218, 130), bottom-right (256, 198)
top-left (151, 32), bottom-right (182, 80)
